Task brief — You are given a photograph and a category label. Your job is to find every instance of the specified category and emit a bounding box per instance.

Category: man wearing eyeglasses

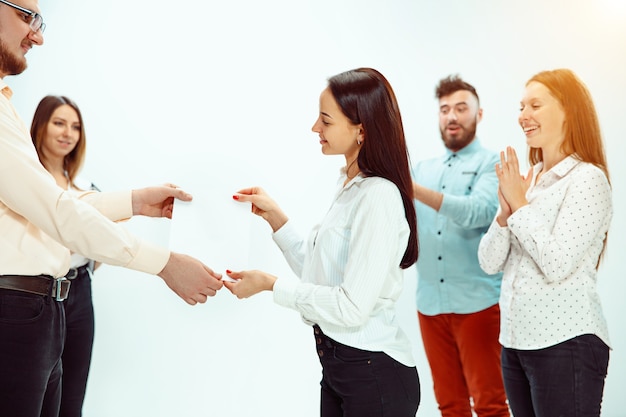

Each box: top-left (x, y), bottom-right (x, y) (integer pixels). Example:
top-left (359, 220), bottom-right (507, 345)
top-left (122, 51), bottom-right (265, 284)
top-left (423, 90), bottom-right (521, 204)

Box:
top-left (0, 1), bottom-right (224, 416)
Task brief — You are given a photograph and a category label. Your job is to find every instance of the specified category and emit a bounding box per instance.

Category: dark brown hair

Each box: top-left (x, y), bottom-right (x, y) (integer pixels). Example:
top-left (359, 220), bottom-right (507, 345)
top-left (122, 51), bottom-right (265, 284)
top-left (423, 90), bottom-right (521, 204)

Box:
top-left (31, 95), bottom-right (87, 189)
top-left (327, 68), bottom-right (418, 268)
top-left (435, 74), bottom-right (479, 104)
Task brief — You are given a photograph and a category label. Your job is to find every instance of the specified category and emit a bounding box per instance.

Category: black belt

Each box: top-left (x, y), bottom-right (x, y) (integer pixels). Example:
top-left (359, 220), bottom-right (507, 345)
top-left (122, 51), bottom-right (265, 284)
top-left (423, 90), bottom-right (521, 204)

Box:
top-left (0, 275), bottom-right (71, 301)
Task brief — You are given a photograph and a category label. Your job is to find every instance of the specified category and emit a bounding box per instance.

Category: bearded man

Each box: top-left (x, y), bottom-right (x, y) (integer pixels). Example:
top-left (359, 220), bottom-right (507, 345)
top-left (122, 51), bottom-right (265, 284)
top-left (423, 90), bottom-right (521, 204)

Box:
top-left (411, 75), bottom-right (510, 417)
top-left (0, 2), bottom-right (223, 415)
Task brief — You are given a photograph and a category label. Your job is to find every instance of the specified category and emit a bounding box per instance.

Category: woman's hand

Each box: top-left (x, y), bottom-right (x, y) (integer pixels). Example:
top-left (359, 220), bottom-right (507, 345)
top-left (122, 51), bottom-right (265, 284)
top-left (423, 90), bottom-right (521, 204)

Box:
top-left (496, 147), bottom-right (532, 214)
top-left (232, 187), bottom-right (288, 232)
top-left (496, 187), bottom-right (512, 226)
top-left (222, 269), bottom-right (277, 299)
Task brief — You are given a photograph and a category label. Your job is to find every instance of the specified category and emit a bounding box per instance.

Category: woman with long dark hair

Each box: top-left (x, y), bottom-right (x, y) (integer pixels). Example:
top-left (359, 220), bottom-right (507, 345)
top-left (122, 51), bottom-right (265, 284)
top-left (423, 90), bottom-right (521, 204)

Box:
top-left (225, 68), bottom-right (420, 417)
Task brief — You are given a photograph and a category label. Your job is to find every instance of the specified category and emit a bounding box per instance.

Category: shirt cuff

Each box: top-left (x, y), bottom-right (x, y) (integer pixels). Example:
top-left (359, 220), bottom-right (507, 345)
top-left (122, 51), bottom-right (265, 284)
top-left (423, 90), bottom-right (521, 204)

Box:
top-left (440, 193), bottom-right (477, 219)
top-left (125, 239), bottom-right (170, 275)
top-left (272, 220), bottom-right (300, 252)
top-left (506, 205), bottom-right (536, 237)
top-left (272, 276), bottom-right (298, 310)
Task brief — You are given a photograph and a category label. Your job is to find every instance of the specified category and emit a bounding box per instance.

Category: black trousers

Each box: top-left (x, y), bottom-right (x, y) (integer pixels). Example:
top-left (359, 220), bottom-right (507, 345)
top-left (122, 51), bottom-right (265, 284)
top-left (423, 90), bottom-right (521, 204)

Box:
top-left (313, 325), bottom-right (420, 417)
top-left (59, 266), bottom-right (95, 417)
top-left (502, 334), bottom-right (609, 417)
top-left (0, 288), bottom-right (65, 417)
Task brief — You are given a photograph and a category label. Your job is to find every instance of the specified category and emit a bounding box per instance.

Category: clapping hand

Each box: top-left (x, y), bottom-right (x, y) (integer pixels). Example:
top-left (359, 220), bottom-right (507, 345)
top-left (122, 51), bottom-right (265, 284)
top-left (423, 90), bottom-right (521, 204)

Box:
top-left (495, 147), bottom-right (532, 225)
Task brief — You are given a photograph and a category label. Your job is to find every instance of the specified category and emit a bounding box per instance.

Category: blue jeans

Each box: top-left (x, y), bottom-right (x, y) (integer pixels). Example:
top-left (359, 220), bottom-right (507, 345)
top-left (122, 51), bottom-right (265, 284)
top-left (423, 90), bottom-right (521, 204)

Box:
top-left (314, 325), bottom-right (420, 417)
top-left (0, 288), bottom-right (65, 417)
top-left (501, 334), bottom-right (609, 417)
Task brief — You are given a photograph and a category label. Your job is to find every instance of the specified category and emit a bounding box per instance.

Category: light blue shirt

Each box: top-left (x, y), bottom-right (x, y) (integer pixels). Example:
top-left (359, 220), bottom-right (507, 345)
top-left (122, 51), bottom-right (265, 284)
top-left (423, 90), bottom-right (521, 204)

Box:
top-left (412, 139), bottom-right (502, 315)
top-left (272, 173), bottom-right (415, 366)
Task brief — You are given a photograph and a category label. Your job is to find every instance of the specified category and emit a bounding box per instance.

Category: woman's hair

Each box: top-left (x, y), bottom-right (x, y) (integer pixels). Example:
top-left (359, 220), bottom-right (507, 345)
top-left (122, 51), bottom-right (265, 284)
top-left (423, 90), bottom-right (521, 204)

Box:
top-left (327, 68), bottom-right (418, 269)
top-left (526, 69), bottom-right (610, 183)
top-left (31, 95), bottom-right (87, 189)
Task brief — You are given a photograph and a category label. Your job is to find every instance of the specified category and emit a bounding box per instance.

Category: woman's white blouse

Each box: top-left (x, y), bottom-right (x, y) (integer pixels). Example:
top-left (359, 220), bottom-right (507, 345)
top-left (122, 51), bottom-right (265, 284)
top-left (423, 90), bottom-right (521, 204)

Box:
top-left (478, 156), bottom-right (612, 350)
top-left (272, 174), bottom-right (415, 366)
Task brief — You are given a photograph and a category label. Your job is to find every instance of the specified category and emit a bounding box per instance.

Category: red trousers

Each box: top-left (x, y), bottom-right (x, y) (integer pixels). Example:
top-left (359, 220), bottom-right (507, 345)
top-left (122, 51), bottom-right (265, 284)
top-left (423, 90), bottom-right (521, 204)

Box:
top-left (418, 304), bottom-right (510, 417)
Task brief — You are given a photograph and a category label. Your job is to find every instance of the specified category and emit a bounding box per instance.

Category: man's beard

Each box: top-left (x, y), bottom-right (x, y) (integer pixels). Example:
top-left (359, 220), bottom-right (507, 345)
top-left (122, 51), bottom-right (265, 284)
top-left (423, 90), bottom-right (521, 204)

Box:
top-left (0, 39), bottom-right (27, 76)
top-left (441, 121), bottom-right (477, 152)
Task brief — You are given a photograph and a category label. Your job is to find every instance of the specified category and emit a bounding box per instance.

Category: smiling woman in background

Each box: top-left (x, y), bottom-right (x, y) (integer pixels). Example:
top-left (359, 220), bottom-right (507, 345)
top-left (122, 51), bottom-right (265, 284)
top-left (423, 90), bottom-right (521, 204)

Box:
top-left (31, 95), bottom-right (100, 417)
top-left (478, 69), bottom-right (612, 417)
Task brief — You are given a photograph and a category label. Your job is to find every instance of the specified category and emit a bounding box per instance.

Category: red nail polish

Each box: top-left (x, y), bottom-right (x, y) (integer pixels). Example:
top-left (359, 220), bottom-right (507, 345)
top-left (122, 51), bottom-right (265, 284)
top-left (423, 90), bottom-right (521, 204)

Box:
top-left (226, 269), bottom-right (232, 274)
top-left (232, 195), bottom-right (239, 200)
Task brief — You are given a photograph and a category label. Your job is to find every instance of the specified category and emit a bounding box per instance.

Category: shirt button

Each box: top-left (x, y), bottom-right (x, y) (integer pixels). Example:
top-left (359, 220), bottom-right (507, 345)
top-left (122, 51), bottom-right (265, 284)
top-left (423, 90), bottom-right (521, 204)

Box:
top-left (437, 231), bottom-right (441, 235)
top-left (318, 350), bottom-right (324, 357)
top-left (317, 338), bottom-right (322, 345)
top-left (438, 256), bottom-right (442, 260)
top-left (440, 278), bottom-right (444, 283)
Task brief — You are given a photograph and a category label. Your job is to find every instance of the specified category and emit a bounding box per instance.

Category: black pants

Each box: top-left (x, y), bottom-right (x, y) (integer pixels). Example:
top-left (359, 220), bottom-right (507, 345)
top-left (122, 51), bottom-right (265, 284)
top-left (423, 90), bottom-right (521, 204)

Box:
top-left (314, 325), bottom-right (420, 417)
top-left (0, 288), bottom-right (65, 417)
top-left (502, 334), bottom-right (609, 417)
top-left (59, 266), bottom-right (95, 417)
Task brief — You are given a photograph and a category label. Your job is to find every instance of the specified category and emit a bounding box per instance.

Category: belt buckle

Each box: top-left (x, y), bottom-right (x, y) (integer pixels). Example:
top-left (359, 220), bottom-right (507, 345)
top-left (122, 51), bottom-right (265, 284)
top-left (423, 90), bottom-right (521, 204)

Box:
top-left (54, 277), bottom-right (71, 301)
top-left (65, 268), bottom-right (79, 280)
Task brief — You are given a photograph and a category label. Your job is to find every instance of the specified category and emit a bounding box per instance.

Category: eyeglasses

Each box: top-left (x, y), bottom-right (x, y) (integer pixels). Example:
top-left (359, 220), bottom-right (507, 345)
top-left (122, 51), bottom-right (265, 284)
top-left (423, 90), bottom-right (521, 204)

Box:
top-left (0, 0), bottom-right (46, 33)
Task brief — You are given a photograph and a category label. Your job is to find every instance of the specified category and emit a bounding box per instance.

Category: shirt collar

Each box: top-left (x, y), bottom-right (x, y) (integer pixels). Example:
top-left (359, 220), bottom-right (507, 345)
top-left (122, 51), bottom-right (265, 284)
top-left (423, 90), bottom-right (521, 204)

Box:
top-left (338, 166), bottom-right (366, 188)
top-left (443, 137), bottom-right (481, 162)
top-left (0, 79), bottom-right (12, 99)
top-left (548, 155), bottom-right (581, 177)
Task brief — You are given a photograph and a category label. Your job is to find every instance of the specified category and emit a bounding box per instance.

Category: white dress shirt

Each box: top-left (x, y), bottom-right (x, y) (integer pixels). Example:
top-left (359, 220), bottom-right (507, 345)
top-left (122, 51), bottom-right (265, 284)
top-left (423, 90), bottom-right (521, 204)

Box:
top-left (272, 173), bottom-right (415, 366)
top-left (478, 156), bottom-right (612, 350)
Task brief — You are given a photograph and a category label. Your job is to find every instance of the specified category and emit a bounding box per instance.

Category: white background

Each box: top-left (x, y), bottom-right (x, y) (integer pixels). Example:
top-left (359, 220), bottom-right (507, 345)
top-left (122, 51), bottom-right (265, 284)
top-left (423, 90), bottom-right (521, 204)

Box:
top-left (9, 0), bottom-right (626, 415)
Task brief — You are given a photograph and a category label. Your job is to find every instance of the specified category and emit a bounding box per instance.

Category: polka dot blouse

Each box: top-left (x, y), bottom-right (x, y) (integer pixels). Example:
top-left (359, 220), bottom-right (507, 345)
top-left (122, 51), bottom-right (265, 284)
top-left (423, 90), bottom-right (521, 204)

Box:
top-left (478, 156), bottom-right (612, 350)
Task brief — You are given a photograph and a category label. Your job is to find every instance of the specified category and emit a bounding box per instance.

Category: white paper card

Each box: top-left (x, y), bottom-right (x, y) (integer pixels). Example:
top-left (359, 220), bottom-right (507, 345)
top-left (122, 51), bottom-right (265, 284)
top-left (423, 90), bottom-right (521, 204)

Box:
top-left (169, 178), bottom-right (252, 276)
